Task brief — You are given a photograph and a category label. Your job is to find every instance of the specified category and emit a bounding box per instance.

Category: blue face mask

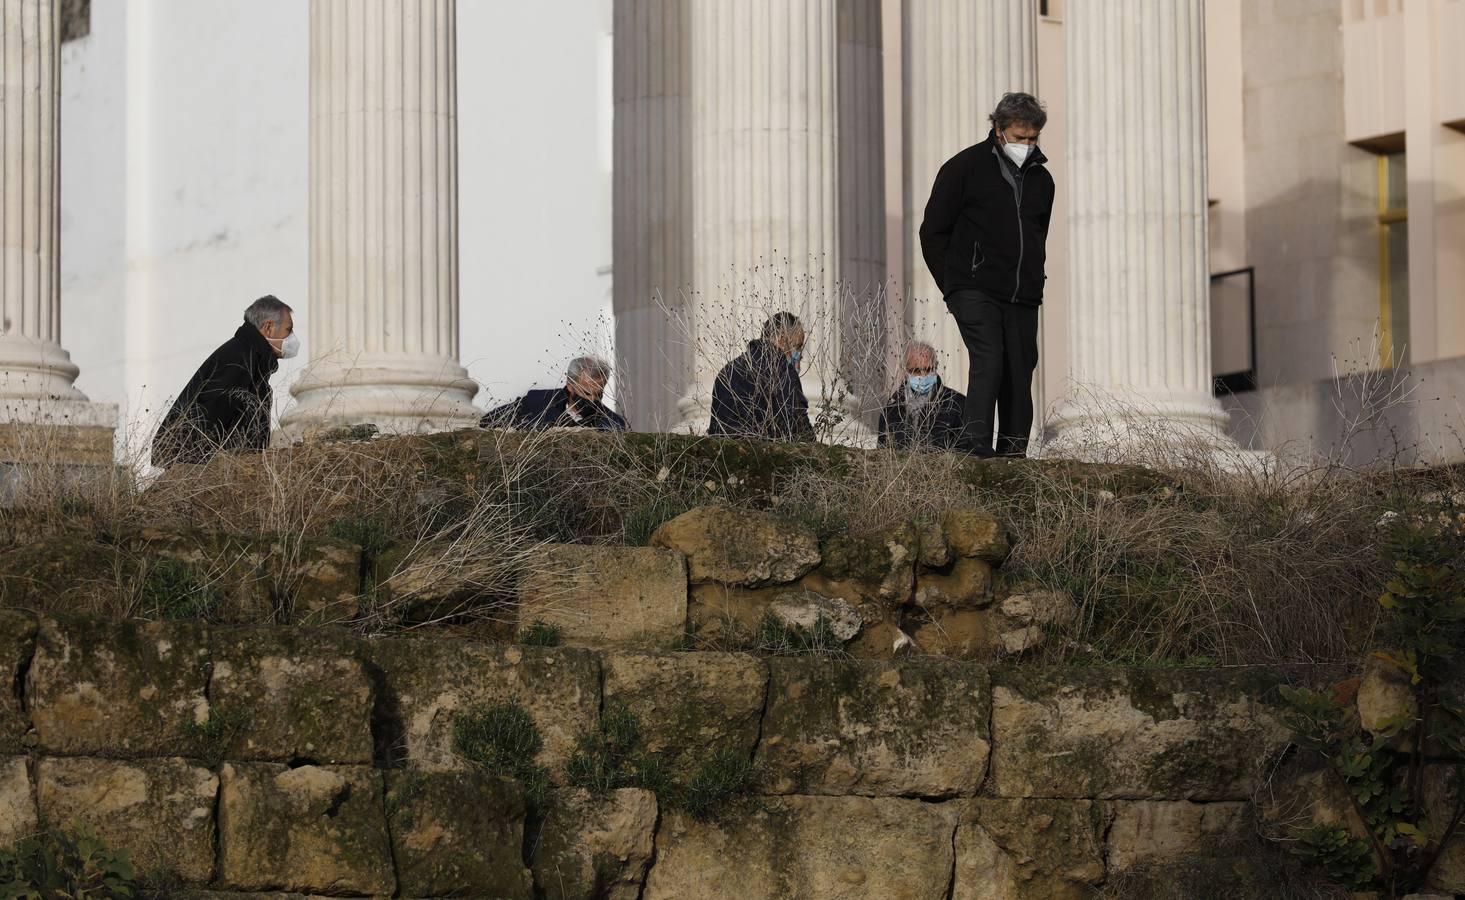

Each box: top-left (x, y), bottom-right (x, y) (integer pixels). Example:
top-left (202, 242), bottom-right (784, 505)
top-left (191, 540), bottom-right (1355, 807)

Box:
top-left (788, 349), bottom-right (802, 366)
top-left (907, 373), bottom-right (937, 395)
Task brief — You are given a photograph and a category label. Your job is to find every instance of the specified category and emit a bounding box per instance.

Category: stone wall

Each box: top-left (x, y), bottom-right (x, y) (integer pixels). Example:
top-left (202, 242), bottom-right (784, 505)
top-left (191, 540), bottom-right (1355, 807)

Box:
top-left (0, 610), bottom-right (1416, 899)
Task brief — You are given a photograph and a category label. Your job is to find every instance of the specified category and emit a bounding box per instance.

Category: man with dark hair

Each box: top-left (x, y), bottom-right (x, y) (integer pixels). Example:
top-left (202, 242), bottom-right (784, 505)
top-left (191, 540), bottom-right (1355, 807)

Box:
top-left (919, 91), bottom-right (1054, 458)
top-left (479, 355), bottom-right (627, 431)
top-left (708, 312), bottom-right (814, 442)
top-left (152, 295), bottom-right (297, 467)
top-left (878, 341), bottom-right (966, 450)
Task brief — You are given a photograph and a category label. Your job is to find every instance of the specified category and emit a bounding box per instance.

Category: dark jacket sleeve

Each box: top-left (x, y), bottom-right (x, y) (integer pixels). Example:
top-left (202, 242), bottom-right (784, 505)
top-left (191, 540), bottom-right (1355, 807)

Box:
top-left (193, 357), bottom-right (262, 447)
top-left (779, 368), bottom-right (815, 443)
top-left (919, 155), bottom-right (965, 295)
top-left (877, 391), bottom-right (902, 449)
top-left (479, 398), bottom-right (523, 429)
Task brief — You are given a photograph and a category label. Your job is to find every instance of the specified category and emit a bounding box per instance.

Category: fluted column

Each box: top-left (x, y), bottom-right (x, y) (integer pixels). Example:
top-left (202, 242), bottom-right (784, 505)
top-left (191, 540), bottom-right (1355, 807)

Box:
top-left (1051, 0), bottom-right (1231, 453)
top-left (901, 0), bottom-right (1036, 379)
top-left (284, 0), bottom-right (478, 437)
top-left (612, 0), bottom-right (692, 432)
top-left (672, 0), bottom-right (885, 440)
top-left (0, 0), bottom-right (115, 460)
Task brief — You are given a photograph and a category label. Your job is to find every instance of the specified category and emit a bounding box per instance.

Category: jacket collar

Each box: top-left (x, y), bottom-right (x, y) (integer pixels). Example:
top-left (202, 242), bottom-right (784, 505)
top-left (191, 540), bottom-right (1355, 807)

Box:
top-left (236, 321), bottom-right (281, 374)
top-left (986, 129), bottom-right (1048, 172)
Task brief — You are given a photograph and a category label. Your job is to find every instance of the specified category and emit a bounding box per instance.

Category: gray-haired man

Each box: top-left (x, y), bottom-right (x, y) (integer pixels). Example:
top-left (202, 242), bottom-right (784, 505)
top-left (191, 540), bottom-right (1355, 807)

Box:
top-left (152, 295), bottom-right (297, 467)
top-left (479, 356), bottom-right (628, 431)
top-left (919, 92), bottom-right (1054, 458)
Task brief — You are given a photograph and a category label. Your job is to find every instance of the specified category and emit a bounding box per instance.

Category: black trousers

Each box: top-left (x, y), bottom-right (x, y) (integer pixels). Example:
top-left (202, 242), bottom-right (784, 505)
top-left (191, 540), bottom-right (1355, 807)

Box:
top-left (945, 289), bottom-right (1040, 457)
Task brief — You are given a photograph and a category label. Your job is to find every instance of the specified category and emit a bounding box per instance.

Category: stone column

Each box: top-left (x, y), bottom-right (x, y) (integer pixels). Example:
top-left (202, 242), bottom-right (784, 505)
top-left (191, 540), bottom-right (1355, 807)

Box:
top-left (0, 0), bottom-right (115, 467)
top-left (901, 0), bottom-right (1037, 381)
top-left (284, 0), bottom-right (479, 437)
top-left (1050, 0), bottom-right (1232, 454)
top-left (672, 0), bottom-right (885, 441)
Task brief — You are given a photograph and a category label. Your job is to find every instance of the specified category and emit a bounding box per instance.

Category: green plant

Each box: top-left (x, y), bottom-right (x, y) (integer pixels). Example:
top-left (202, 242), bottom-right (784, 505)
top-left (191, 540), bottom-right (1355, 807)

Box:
top-left (452, 701), bottom-right (553, 811)
top-left (138, 559), bottom-right (220, 621)
top-left (566, 702), bottom-right (668, 796)
top-left (1278, 509), bottom-right (1465, 895)
top-left (183, 706), bottom-right (251, 767)
top-left (673, 748), bottom-right (758, 822)
top-left (0, 828), bottom-right (137, 899)
top-left (519, 620), bottom-right (562, 647)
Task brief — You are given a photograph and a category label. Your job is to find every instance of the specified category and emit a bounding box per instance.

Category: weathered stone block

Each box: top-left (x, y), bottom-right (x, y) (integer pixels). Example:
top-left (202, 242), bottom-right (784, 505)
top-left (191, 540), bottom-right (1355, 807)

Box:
top-left (953, 799), bottom-right (1110, 900)
top-left (375, 538), bottom-right (516, 624)
top-left (766, 590), bottom-right (862, 642)
top-left (367, 637), bottom-right (599, 775)
top-left (36, 756), bottom-right (217, 883)
top-left (28, 616), bottom-right (210, 756)
top-left (757, 658), bottom-right (991, 798)
top-left (642, 796), bottom-right (957, 900)
top-left (914, 557), bottom-right (993, 611)
top-left (518, 545), bottom-right (687, 647)
top-left (533, 787), bottom-right (657, 900)
top-left (0, 755), bottom-right (36, 846)
top-left (210, 629), bottom-right (373, 765)
top-left (0, 536), bottom-right (131, 614)
top-left (817, 523), bottom-right (918, 603)
top-left (386, 769), bottom-right (532, 899)
top-left (602, 652), bottom-right (766, 779)
top-left (989, 668), bottom-right (1289, 800)
top-left (0, 610), bottom-right (36, 752)
top-left (915, 519), bottom-right (952, 568)
top-left (1358, 653), bottom-right (1415, 735)
top-left (941, 508), bottom-right (1010, 563)
top-left (276, 538), bottom-right (363, 626)
top-left (1000, 589), bottom-right (1078, 627)
top-left (912, 609), bottom-right (994, 659)
top-left (1106, 800), bottom-right (1251, 870)
top-left (651, 506), bottom-right (819, 587)
top-left (687, 583), bottom-right (782, 638)
top-left (218, 762), bottom-right (394, 895)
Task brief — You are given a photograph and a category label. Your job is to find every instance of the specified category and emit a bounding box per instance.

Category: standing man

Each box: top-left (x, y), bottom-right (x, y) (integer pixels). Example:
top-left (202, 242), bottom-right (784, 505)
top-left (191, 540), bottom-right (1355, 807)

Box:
top-left (152, 295), bottom-right (297, 467)
top-left (878, 341), bottom-right (966, 450)
top-left (708, 312), bottom-right (815, 442)
top-left (919, 92), bottom-right (1054, 457)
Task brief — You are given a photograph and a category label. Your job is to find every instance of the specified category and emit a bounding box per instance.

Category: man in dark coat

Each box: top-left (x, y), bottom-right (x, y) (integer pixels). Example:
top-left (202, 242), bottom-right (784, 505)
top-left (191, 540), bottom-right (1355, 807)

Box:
top-left (920, 91), bottom-right (1054, 458)
top-left (479, 356), bottom-right (627, 432)
top-left (878, 341), bottom-right (966, 450)
top-left (708, 312), bottom-right (815, 443)
top-left (151, 295), bottom-right (296, 468)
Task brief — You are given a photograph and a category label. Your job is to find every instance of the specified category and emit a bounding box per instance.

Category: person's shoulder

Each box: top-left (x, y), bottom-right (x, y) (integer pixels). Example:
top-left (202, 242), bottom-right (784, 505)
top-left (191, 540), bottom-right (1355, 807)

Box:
top-left (939, 384), bottom-right (967, 404)
top-left (884, 387), bottom-right (906, 407)
top-left (519, 389), bottom-right (563, 411)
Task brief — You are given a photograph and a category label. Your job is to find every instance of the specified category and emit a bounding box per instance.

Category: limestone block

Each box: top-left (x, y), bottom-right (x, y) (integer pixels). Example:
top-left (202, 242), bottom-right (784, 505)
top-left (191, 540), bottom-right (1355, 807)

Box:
top-left (1358, 653), bottom-right (1416, 735)
top-left (1106, 800), bottom-right (1251, 870)
top-left (998, 625), bottom-right (1046, 655)
top-left (1000, 590), bottom-right (1078, 627)
top-left (386, 769), bottom-right (532, 899)
top-left (367, 637), bottom-right (599, 775)
top-left (276, 538), bottom-right (363, 626)
top-left (601, 652), bottom-right (766, 779)
top-left (0, 756), bottom-right (37, 846)
top-left (0, 536), bottom-right (131, 613)
top-left (642, 796), bottom-right (957, 900)
top-left (217, 762), bottom-right (394, 895)
top-left (687, 583), bottom-right (782, 638)
top-left (953, 799), bottom-right (1110, 900)
top-left (28, 616), bottom-right (210, 757)
top-left (757, 658), bottom-right (991, 798)
top-left (36, 756), bottom-right (217, 883)
top-left (913, 558), bottom-right (993, 611)
top-left (989, 668), bottom-right (1289, 800)
top-left (817, 522), bottom-right (918, 603)
top-left (651, 506), bottom-right (819, 587)
top-left (915, 518), bottom-right (952, 568)
top-left (375, 538), bottom-right (517, 624)
top-left (941, 509), bottom-right (1010, 563)
top-left (912, 609), bottom-right (994, 659)
top-left (209, 629), bottom-right (373, 765)
top-left (0, 610), bottom-right (36, 752)
top-left (767, 590), bottom-right (862, 642)
top-left (532, 787), bottom-right (658, 900)
top-left (518, 545), bottom-right (687, 647)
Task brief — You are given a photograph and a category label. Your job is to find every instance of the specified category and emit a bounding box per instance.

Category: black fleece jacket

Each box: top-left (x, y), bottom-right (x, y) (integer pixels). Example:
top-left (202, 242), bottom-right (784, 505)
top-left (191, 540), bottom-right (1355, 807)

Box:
top-left (919, 131), bottom-right (1055, 305)
top-left (708, 339), bottom-right (815, 443)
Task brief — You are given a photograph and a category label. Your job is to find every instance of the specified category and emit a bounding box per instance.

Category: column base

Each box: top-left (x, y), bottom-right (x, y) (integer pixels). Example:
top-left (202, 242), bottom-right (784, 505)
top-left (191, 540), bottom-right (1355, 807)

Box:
top-left (1046, 386), bottom-right (1244, 465)
top-left (0, 399), bottom-right (121, 508)
top-left (280, 353), bottom-right (481, 440)
top-left (0, 336), bottom-right (86, 402)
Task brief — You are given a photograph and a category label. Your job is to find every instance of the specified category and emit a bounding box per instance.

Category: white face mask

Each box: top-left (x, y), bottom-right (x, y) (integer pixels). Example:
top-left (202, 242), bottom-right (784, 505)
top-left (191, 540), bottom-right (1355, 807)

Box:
top-left (279, 333), bottom-right (300, 359)
top-left (1003, 141), bottom-right (1032, 166)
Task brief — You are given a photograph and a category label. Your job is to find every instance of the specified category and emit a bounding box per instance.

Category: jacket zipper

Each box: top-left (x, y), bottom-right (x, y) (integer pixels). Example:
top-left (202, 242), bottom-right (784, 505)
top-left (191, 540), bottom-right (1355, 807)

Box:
top-left (970, 241), bottom-right (984, 273)
top-left (1010, 174), bottom-right (1025, 302)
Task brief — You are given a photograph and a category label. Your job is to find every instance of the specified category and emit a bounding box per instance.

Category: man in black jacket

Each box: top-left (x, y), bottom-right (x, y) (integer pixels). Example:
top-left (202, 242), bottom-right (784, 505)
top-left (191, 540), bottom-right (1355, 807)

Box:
top-left (920, 92), bottom-right (1054, 458)
top-left (878, 341), bottom-right (966, 451)
top-left (152, 295), bottom-right (296, 468)
top-left (479, 356), bottom-right (627, 432)
top-left (708, 312), bottom-right (814, 442)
